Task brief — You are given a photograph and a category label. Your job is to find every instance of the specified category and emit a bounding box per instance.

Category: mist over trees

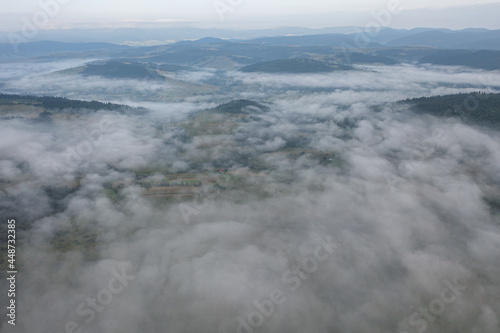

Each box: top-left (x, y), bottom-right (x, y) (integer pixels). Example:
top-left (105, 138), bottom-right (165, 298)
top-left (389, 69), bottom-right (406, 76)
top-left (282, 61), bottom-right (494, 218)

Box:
top-left (1, 25), bottom-right (500, 333)
top-left (403, 92), bottom-right (500, 129)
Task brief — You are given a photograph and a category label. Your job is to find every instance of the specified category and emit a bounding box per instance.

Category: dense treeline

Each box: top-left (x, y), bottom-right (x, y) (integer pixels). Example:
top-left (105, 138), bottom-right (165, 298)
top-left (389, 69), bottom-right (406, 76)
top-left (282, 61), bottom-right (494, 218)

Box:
top-left (40, 97), bottom-right (126, 111)
top-left (213, 99), bottom-right (269, 114)
top-left (401, 92), bottom-right (500, 129)
top-left (0, 93), bottom-right (146, 113)
top-left (81, 61), bottom-right (166, 81)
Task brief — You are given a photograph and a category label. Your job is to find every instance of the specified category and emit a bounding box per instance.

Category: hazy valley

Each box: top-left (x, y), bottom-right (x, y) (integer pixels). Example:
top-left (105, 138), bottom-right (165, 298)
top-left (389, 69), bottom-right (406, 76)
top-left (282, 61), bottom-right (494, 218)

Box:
top-left (1, 25), bottom-right (500, 333)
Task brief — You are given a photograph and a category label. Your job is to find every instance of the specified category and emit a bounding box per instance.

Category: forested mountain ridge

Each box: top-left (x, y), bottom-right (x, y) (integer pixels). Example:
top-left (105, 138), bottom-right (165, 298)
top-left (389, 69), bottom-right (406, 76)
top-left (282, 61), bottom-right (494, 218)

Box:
top-left (0, 93), bottom-right (146, 113)
top-left (401, 92), bottom-right (500, 129)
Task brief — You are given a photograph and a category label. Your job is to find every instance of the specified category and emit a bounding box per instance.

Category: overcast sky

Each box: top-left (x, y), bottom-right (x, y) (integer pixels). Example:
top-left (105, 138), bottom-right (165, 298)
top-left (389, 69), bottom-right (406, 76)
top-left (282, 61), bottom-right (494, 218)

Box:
top-left (0, 0), bottom-right (499, 31)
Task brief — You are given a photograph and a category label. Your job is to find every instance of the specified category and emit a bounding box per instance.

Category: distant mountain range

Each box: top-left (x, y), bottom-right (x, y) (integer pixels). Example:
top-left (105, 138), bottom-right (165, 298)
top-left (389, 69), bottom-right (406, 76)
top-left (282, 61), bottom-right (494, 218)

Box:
top-left (1, 27), bottom-right (500, 71)
top-left (2, 27), bottom-right (500, 49)
top-left (419, 50), bottom-right (500, 70)
top-left (249, 34), bottom-right (383, 48)
top-left (0, 41), bottom-right (129, 57)
top-left (239, 59), bottom-right (352, 73)
top-left (0, 26), bottom-right (375, 45)
top-left (386, 29), bottom-right (500, 50)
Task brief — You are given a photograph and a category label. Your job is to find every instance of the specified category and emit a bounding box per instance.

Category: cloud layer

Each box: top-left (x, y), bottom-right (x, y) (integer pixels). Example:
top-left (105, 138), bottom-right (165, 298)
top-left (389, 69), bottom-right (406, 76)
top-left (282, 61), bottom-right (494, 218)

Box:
top-left (1, 63), bottom-right (500, 333)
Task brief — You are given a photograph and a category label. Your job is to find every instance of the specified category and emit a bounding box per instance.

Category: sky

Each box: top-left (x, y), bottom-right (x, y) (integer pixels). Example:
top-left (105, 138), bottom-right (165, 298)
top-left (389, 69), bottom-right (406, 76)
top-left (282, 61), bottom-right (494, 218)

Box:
top-left (0, 0), bottom-right (500, 31)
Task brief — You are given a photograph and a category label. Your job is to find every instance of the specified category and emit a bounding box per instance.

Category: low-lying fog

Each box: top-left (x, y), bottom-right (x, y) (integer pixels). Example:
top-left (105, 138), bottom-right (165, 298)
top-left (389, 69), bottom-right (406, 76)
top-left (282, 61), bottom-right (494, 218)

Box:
top-left (1, 62), bottom-right (500, 333)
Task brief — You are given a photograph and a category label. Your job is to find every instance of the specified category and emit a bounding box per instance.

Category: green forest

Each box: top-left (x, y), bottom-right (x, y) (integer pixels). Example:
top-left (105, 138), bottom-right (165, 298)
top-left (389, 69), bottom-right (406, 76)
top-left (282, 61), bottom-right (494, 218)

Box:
top-left (81, 61), bottom-right (166, 81)
top-left (212, 99), bottom-right (270, 114)
top-left (0, 93), bottom-right (145, 113)
top-left (402, 92), bottom-right (500, 129)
